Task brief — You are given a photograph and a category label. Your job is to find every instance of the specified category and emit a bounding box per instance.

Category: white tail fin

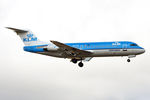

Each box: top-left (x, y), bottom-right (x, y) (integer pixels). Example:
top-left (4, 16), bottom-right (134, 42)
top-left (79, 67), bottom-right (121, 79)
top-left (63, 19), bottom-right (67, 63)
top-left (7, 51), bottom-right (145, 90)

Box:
top-left (6, 27), bottom-right (47, 46)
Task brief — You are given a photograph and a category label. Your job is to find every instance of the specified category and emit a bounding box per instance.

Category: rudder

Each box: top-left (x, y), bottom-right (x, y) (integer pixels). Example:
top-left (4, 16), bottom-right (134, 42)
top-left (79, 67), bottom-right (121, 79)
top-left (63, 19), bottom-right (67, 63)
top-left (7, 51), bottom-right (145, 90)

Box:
top-left (6, 27), bottom-right (45, 46)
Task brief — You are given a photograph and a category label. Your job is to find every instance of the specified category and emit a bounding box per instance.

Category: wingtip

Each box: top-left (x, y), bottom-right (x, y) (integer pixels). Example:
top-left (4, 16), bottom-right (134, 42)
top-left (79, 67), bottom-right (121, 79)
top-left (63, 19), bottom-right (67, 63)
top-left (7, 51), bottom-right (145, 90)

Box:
top-left (5, 27), bottom-right (12, 29)
top-left (5, 27), bottom-right (17, 31)
top-left (50, 40), bottom-right (56, 43)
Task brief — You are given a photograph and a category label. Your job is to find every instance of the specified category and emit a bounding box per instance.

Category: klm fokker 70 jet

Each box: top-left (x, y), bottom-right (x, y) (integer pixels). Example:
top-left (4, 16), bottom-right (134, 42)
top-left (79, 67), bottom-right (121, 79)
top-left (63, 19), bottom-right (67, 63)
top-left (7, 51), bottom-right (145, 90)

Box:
top-left (7, 27), bottom-right (145, 67)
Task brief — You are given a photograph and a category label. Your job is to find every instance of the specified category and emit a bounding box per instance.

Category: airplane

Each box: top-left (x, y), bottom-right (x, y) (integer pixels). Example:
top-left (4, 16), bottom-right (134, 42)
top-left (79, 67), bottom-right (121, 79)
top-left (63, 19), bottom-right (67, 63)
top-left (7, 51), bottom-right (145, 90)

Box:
top-left (6, 27), bottom-right (145, 67)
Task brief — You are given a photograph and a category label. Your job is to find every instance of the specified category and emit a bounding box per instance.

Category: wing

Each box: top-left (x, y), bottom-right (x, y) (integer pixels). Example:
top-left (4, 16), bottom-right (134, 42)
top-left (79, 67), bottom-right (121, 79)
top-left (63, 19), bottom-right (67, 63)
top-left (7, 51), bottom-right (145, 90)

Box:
top-left (50, 40), bottom-right (92, 57)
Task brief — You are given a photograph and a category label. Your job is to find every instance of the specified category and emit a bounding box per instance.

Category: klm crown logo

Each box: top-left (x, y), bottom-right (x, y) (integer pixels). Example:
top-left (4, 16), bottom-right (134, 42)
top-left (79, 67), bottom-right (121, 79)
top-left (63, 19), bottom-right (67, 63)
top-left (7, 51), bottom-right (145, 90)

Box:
top-left (112, 42), bottom-right (121, 46)
top-left (23, 33), bottom-right (37, 42)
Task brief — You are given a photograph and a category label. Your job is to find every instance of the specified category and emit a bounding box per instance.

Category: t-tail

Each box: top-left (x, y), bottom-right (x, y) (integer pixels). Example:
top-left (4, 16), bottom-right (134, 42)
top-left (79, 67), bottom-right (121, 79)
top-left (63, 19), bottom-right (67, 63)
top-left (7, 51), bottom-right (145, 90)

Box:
top-left (6, 27), bottom-right (47, 46)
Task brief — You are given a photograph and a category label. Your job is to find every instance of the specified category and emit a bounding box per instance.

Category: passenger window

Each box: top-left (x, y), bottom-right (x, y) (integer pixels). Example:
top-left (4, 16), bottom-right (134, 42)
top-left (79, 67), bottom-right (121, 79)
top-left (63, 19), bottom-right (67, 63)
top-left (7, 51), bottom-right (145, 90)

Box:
top-left (130, 44), bottom-right (137, 46)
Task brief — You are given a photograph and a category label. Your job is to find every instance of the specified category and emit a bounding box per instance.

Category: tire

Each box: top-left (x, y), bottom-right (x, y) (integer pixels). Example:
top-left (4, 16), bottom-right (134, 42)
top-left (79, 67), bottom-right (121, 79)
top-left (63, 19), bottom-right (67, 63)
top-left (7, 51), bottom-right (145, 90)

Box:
top-left (71, 59), bottom-right (77, 64)
top-left (78, 62), bottom-right (84, 67)
top-left (127, 59), bottom-right (130, 62)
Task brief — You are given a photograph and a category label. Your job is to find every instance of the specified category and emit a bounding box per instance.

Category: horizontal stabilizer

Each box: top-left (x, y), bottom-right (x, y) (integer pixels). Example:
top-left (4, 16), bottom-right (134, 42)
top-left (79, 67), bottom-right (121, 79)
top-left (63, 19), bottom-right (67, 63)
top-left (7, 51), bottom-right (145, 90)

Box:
top-left (6, 27), bottom-right (28, 34)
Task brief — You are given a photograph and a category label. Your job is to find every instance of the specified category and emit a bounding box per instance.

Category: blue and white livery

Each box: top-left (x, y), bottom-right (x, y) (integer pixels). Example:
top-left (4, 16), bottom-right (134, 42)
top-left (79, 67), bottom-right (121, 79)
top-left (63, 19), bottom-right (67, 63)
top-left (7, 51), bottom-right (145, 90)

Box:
top-left (7, 27), bottom-right (145, 67)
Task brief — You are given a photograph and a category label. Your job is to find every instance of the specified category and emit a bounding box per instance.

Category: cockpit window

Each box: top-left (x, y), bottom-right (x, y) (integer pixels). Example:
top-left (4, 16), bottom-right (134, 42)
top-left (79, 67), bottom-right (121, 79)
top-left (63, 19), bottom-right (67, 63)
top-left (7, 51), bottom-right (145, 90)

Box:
top-left (130, 44), bottom-right (137, 46)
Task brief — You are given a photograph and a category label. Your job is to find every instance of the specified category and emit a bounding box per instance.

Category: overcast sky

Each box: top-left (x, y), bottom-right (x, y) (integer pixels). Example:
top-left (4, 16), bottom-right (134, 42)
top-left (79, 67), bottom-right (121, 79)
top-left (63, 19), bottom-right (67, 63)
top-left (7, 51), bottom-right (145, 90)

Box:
top-left (0, 0), bottom-right (150, 100)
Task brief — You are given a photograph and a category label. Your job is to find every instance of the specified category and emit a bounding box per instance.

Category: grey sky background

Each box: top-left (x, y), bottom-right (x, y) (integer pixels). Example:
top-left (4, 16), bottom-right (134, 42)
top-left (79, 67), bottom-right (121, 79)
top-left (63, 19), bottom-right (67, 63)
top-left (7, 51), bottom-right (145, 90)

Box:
top-left (0, 0), bottom-right (150, 100)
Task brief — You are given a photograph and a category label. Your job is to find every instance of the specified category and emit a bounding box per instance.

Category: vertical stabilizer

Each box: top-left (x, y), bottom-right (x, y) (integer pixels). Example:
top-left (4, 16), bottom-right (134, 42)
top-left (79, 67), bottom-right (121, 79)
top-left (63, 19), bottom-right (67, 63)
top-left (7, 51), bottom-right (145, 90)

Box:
top-left (6, 27), bottom-right (47, 46)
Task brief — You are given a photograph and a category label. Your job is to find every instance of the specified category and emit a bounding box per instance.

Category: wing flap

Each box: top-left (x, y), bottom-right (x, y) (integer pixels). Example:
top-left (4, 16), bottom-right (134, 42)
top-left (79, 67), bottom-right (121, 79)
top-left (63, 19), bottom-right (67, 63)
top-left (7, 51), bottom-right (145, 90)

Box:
top-left (50, 40), bottom-right (92, 56)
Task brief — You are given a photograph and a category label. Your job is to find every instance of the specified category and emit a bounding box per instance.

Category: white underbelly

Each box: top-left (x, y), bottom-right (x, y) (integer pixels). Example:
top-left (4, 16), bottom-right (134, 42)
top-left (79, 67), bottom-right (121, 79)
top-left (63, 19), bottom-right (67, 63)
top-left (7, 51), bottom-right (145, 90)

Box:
top-left (90, 49), bottom-right (140, 57)
top-left (37, 49), bottom-right (142, 58)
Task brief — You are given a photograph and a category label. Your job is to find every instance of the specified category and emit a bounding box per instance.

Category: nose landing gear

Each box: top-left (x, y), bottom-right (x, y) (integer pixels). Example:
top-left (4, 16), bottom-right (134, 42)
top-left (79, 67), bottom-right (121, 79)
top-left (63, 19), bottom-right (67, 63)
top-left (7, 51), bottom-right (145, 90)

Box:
top-left (127, 59), bottom-right (130, 62)
top-left (127, 55), bottom-right (136, 62)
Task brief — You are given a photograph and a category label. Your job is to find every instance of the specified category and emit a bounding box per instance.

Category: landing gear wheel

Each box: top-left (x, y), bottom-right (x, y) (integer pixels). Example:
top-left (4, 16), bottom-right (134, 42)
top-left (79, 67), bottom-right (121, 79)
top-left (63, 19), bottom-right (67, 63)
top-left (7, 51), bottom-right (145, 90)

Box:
top-left (71, 59), bottom-right (77, 64)
top-left (127, 59), bottom-right (130, 62)
top-left (78, 62), bottom-right (84, 67)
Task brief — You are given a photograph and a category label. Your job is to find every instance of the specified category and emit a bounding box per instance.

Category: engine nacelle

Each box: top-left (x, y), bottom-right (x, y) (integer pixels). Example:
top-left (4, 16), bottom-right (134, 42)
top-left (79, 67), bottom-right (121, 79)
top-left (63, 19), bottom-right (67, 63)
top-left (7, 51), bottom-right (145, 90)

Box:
top-left (43, 46), bottom-right (58, 51)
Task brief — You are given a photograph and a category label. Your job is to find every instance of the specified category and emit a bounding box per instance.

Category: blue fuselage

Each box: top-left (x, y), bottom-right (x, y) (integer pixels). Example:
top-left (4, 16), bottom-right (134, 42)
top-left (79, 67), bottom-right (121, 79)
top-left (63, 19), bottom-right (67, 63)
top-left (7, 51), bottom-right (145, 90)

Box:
top-left (66, 41), bottom-right (143, 50)
top-left (23, 41), bottom-right (145, 58)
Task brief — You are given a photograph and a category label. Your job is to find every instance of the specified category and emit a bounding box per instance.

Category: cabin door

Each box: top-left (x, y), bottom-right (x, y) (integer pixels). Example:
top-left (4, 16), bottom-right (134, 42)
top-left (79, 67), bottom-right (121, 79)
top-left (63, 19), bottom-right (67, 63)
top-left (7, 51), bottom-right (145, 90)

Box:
top-left (122, 44), bottom-right (127, 51)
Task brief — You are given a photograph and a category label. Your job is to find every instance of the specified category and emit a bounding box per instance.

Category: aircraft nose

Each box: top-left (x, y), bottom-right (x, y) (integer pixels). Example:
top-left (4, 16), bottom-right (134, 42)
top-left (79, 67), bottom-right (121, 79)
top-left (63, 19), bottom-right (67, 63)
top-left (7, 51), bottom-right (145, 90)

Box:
top-left (140, 48), bottom-right (145, 54)
top-left (143, 49), bottom-right (145, 53)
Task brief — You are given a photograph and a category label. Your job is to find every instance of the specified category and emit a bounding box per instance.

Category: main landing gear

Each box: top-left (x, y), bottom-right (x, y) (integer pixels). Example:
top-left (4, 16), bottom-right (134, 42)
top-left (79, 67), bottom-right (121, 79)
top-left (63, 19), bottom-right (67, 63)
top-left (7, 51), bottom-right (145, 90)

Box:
top-left (78, 62), bottom-right (84, 67)
top-left (71, 59), bottom-right (77, 64)
top-left (71, 58), bottom-right (84, 67)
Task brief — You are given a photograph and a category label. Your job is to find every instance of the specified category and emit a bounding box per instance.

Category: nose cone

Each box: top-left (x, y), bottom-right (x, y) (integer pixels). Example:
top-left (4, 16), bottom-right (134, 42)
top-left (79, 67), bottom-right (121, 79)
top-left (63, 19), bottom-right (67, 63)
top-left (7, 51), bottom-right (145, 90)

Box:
top-left (142, 49), bottom-right (145, 53)
top-left (140, 48), bottom-right (145, 54)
